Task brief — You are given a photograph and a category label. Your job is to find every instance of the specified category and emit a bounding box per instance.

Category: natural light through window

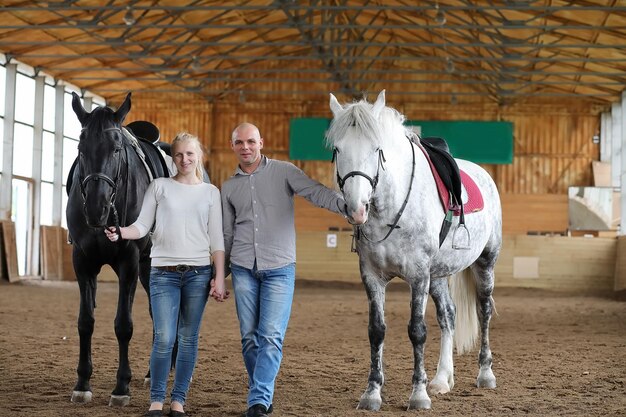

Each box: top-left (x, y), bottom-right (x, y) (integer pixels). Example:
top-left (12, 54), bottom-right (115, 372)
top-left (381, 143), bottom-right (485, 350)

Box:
top-left (15, 73), bottom-right (35, 125)
top-left (12, 123), bottom-right (34, 178)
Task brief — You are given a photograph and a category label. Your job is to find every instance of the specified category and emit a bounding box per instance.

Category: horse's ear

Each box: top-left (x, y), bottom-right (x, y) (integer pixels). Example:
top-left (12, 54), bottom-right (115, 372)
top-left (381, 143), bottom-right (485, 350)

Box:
top-left (114, 92), bottom-right (132, 124)
top-left (71, 92), bottom-right (88, 126)
top-left (372, 89), bottom-right (386, 117)
top-left (329, 93), bottom-right (343, 117)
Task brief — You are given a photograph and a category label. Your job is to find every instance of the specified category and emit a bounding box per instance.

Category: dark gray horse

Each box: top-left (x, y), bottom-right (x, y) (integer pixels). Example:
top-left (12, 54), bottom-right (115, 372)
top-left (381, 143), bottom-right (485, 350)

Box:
top-left (67, 93), bottom-right (168, 406)
top-left (326, 90), bottom-right (502, 410)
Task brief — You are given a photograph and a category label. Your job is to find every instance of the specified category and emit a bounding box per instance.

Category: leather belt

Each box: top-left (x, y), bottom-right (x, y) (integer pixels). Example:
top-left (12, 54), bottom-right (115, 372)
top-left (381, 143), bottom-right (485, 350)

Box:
top-left (155, 264), bottom-right (193, 273)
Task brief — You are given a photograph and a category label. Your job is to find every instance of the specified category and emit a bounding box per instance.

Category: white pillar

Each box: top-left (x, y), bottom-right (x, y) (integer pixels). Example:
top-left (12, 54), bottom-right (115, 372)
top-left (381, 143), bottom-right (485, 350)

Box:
top-left (612, 90), bottom-right (626, 235)
top-left (612, 102), bottom-right (622, 190)
top-left (0, 63), bottom-right (16, 220)
top-left (31, 76), bottom-right (45, 276)
top-left (52, 85), bottom-right (64, 226)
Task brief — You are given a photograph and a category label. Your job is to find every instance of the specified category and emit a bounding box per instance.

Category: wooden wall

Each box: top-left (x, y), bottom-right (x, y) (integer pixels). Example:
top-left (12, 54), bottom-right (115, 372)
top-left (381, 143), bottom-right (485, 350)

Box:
top-left (128, 94), bottom-right (601, 197)
top-left (295, 193), bottom-right (569, 236)
top-left (296, 232), bottom-right (617, 293)
top-left (123, 93), bottom-right (601, 236)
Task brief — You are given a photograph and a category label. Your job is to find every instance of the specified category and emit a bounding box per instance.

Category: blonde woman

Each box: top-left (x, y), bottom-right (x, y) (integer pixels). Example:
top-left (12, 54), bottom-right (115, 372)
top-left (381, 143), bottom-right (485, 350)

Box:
top-left (105, 132), bottom-right (226, 417)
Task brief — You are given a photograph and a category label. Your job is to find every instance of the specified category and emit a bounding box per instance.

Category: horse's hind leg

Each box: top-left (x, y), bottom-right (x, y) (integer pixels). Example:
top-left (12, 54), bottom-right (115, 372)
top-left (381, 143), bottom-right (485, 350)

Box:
top-left (109, 258), bottom-right (140, 406)
top-left (71, 256), bottom-right (99, 403)
top-left (471, 254), bottom-right (498, 389)
top-left (357, 268), bottom-right (387, 411)
top-left (428, 277), bottom-right (455, 395)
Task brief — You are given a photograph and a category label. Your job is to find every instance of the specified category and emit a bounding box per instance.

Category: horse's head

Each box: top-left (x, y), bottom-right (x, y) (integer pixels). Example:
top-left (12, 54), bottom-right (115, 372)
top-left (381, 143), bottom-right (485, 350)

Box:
top-left (72, 92), bottom-right (131, 228)
top-left (326, 90), bottom-right (388, 225)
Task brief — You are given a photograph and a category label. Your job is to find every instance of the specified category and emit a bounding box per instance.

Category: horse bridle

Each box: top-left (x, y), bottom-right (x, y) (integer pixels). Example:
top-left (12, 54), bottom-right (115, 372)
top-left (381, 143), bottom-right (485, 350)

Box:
top-left (332, 147), bottom-right (386, 193)
top-left (78, 126), bottom-right (127, 232)
top-left (334, 137), bottom-right (416, 249)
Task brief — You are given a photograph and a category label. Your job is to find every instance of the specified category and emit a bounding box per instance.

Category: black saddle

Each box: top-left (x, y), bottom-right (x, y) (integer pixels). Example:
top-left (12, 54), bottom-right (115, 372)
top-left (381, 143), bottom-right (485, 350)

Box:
top-left (419, 136), bottom-right (466, 247)
top-left (420, 136), bottom-right (462, 210)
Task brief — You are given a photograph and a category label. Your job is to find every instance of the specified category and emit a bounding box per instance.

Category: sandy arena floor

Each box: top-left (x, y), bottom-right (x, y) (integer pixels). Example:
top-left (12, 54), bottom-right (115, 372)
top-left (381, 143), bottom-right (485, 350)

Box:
top-left (0, 279), bottom-right (624, 417)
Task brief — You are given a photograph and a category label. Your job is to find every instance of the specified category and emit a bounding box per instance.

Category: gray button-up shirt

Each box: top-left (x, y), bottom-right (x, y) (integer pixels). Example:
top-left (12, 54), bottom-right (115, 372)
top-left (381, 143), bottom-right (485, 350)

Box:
top-left (222, 156), bottom-right (345, 271)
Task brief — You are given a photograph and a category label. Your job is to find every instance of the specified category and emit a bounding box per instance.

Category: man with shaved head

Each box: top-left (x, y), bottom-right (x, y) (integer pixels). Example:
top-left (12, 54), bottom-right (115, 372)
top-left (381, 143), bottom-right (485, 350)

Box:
top-left (221, 122), bottom-right (346, 417)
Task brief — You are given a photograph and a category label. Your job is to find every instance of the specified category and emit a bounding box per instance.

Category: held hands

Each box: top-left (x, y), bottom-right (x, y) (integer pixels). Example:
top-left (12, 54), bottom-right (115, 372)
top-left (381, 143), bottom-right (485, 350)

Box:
top-left (209, 276), bottom-right (230, 302)
top-left (104, 226), bottom-right (120, 242)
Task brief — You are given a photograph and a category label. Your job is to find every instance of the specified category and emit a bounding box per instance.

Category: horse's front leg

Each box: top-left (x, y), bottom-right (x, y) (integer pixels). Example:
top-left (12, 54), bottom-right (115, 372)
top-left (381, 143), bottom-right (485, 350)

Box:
top-left (428, 277), bottom-right (455, 395)
top-left (71, 254), bottom-right (99, 403)
top-left (357, 267), bottom-right (388, 411)
top-left (407, 274), bottom-right (432, 410)
top-left (109, 254), bottom-right (140, 406)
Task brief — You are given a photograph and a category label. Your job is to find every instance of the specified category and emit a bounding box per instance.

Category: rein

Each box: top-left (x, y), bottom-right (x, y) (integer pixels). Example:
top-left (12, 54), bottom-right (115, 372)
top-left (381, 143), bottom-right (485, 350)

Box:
top-left (78, 126), bottom-right (128, 235)
top-left (351, 136), bottom-right (416, 250)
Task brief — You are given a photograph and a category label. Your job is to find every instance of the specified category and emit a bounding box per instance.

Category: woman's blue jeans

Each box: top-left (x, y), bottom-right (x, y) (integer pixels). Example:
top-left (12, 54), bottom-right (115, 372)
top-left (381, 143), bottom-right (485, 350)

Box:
top-left (231, 262), bottom-right (296, 409)
top-left (149, 265), bottom-right (211, 405)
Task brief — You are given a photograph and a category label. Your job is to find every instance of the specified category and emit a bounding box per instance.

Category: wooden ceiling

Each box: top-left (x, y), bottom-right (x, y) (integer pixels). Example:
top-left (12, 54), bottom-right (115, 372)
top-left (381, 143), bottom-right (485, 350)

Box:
top-left (1, 1), bottom-right (625, 107)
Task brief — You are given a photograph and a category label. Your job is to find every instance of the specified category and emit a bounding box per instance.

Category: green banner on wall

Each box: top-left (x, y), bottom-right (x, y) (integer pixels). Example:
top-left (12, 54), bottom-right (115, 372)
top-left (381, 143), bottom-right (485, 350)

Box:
top-left (289, 118), bottom-right (513, 164)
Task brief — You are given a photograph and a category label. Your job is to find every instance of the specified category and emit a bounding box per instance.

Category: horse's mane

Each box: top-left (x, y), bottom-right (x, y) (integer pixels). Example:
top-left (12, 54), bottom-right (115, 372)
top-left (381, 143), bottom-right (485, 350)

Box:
top-left (326, 98), bottom-right (417, 148)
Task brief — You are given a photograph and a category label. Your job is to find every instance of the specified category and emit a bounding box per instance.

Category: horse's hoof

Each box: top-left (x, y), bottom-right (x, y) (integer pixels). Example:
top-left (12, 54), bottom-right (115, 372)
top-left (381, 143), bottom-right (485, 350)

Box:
top-left (477, 368), bottom-right (497, 389)
top-left (407, 398), bottom-right (432, 410)
top-left (477, 377), bottom-right (497, 389)
top-left (428, 380), bottom-right (451, 395)
top-left (143, 377), bottom-right (151, 388)
top-left (71, 390), bottom-right (93, 403)
top-left (109, 394), bottom-right (131, 407)
top-left (356, 396), bottom-right (382, 411)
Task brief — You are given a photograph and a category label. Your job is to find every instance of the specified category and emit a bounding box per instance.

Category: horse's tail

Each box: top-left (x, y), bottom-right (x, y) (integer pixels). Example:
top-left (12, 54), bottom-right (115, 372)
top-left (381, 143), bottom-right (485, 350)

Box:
top-left (450, 268), bottom-right (479, 355)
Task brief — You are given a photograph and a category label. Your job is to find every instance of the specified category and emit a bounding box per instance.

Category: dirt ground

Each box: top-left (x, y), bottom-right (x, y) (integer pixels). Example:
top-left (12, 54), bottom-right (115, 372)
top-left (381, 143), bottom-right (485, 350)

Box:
top-left (0, 279), bottom-right (624, 417)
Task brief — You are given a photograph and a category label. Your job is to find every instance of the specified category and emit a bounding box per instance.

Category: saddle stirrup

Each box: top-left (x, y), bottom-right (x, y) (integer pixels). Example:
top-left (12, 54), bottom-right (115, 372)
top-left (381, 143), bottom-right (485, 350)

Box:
top-left (452, 205), bottom-right (471, 250)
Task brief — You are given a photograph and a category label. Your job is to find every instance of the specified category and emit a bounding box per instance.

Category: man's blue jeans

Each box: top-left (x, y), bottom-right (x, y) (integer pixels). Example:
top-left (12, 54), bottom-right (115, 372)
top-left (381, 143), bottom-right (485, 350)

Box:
top-left (149, 265), bottom-right (211, 405)
top-left (231, 262), bottom-right (296, 409)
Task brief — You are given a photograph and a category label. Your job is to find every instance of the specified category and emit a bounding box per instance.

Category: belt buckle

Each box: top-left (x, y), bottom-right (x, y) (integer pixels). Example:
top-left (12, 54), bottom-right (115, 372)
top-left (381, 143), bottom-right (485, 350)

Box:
top-left (175, 264), bottom-right (191, 273)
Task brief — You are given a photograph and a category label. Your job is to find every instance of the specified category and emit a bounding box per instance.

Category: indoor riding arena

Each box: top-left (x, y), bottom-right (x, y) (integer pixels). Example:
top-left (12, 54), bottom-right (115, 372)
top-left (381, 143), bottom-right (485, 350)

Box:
top-left (0, 2), bottom-right (625, 417)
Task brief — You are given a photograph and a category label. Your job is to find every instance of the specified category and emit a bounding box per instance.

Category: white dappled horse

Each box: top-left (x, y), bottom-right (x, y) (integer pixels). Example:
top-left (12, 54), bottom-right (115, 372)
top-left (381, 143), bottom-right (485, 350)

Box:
top-left (326, 90), bottom-right (502, 410)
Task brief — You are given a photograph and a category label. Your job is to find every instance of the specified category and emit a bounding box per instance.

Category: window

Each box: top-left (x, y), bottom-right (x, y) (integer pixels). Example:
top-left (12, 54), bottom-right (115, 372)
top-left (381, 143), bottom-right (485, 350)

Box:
top-left (13, 123), bottom-right (34, 178)
top-left (43, 84), bottom-right (56, 132)
top-left (41, 131), bottom-right (55, 182)
top-left (64, 92), bottom-right (81, 139)
top-left (40, 182), bottom-right (53, 226)
top-left (0, 118), bottom-right (3, 172)
top-left (14, 73), bottom-right (35, 125)
top-left (0, 65), bottom-right (5, 116)
top-left (61, 187), bottom-right (68, 228)
top-left (62, 137), bottom-right (78, 186)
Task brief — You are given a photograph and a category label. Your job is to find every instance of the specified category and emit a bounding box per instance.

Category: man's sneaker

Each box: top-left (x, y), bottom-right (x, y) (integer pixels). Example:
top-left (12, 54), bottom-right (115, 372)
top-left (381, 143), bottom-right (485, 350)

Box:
top-left (245, 404), bottom-right (270, 417)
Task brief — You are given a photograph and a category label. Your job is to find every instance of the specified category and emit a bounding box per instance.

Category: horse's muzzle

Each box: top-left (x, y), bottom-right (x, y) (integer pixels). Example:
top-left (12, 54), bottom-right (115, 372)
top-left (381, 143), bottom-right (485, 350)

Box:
top-left (83, 203), bottom-right (110, 229)
top-left (349, 203), bottom-right (369, 225)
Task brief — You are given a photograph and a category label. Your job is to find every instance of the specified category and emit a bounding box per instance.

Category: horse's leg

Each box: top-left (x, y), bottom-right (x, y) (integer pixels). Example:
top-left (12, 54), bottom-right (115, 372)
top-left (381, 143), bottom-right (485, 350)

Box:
top-left (471, 254), bottom-right (497, 389)
top-left (428, 277), bottom-right (455, 395)
top-left (407, 274), bottom-right (432, 410)
top-left (71, 255), bottom-right (99, 403)
top-left (356, 267), bottom-right (387, 411)
top-left (109, 256), bottom-right (140, 406)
